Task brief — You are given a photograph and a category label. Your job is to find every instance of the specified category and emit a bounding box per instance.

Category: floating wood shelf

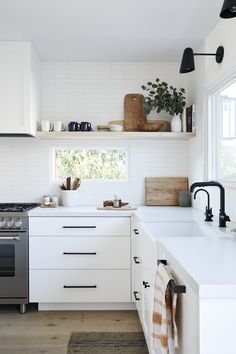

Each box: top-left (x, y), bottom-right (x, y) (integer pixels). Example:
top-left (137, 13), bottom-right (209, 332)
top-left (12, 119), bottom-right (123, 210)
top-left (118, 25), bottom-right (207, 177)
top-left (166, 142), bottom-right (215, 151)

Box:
top-left (36, 131), bottom-right (195, 140)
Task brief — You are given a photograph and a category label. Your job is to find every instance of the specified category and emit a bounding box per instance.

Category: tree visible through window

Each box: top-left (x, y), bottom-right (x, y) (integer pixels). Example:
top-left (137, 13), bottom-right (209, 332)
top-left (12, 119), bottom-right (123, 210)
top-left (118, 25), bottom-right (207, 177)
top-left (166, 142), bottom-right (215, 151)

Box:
top-left (54, 149), bottom-right (127, 180)
top-left (209, 79), bottom-right (236, 181)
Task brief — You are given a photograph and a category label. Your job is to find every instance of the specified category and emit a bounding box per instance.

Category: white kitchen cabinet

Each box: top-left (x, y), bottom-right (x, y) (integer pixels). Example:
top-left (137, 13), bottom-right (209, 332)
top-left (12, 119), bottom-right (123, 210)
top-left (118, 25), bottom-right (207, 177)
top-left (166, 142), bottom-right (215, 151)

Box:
top-left (29, 216), bottom-right (130, 236)
top-left (29, 216), bottom-right (131, 309)
top-left (132, 221), bottom-right (198, 354)
top-left (131, 220), bottom-right (157, 352)
top-left (0, 41), bottom-right (40, 136)
top-left (159, 248), bottom-right (199, 354)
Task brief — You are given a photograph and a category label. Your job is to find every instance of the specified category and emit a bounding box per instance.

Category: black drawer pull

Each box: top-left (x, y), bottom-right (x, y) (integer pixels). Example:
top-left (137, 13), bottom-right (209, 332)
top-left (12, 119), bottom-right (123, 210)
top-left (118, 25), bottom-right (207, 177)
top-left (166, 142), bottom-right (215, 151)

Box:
top-left (143, 281), bottom-right (150, 288)
top-left (63, 226), bottom-right (96, 229)
top-left (63, 285), bottom-right (97, 289)
top-left (133, 256), bottom-right (140, 264)
top-left (157, 259), bottom-right (186, 294)
top-left (133, 228), bottom-right (139, 235)
top-left (133, 291), bottom-right (140, 301)
top-left (63, 252), bottom-right (97, 255)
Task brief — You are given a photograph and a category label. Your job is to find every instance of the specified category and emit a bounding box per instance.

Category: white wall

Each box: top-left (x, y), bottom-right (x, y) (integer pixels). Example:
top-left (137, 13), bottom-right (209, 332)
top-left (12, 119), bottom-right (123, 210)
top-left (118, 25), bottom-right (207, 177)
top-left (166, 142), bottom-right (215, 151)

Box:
top-left (40, 61), bottom-right (189, 128)
top-left (0, 61), bottom-right (189, 205)
top-left (0, 138), bottom-right (188, 205)
top-left (189, 19), bottom-right (236, 222)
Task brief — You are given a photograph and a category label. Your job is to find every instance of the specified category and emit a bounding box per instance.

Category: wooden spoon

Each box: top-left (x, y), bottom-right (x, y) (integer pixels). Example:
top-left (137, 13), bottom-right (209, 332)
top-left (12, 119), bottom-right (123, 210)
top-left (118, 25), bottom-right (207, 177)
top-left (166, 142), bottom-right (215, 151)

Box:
top-left (66, 177), bottom-right (71, 190)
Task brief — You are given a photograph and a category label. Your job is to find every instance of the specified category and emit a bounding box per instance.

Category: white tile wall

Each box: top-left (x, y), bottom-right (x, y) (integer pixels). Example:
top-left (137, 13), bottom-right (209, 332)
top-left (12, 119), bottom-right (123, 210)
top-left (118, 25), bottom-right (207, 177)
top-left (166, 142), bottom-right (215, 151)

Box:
top-left (0, 61), bottom-right (189, 205)
top-left (40, 61), bottom-right (189, 128)
top-left (0, 138), bottom-right (188, 205)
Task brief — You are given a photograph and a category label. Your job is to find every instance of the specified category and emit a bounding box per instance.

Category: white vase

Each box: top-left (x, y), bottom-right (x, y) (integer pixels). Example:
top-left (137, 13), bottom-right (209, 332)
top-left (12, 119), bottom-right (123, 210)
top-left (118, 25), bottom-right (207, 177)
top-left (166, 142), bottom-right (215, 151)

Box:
top-left (61, 190), bottom-right (79, 207)
top-left (171, 114), bottom-right (182, 132)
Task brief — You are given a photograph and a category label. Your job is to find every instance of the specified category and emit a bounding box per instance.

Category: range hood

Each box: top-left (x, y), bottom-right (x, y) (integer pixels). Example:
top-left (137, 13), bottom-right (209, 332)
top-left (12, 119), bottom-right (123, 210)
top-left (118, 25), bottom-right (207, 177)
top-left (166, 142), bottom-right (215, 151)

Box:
top-left (0, 134), bottom-right (36, 137)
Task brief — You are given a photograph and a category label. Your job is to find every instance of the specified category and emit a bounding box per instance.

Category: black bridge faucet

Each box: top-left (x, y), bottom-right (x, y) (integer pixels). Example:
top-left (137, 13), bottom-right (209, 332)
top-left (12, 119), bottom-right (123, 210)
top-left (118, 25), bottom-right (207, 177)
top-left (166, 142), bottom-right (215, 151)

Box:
top-left (190, 181), bottom-right (230, 227)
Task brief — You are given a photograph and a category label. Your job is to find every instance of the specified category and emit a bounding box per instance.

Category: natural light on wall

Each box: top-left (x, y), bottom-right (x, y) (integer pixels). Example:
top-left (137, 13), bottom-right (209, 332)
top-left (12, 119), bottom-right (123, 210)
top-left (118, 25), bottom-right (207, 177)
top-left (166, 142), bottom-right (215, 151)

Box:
top-left (53, 148), bottom-right (127, 181)
top-left (209, 79), bottom-right (236, 181)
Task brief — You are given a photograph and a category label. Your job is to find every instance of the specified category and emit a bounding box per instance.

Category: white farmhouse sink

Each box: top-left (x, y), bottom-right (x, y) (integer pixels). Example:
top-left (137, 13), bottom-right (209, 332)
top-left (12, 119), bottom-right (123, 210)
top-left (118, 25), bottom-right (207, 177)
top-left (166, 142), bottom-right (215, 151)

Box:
top-left (142, 221), bottom-right (210, 239)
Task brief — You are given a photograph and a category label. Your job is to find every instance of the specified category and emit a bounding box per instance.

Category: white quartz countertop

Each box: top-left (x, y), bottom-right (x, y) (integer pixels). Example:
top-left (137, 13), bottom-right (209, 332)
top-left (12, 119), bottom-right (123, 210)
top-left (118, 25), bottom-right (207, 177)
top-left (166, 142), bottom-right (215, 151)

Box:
top-left (138, 210), bottom-right (236, 298)
top-left (28, 205), bottom-right (134, 217)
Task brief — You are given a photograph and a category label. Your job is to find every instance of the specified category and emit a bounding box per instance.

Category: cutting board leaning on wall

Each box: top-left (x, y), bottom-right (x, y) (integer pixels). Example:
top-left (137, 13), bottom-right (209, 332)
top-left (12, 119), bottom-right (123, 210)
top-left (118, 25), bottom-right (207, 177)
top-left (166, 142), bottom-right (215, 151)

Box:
top-left (124, 94), bottom-right (170, 132)
top-left (145, 177), bottom-right (189, 206)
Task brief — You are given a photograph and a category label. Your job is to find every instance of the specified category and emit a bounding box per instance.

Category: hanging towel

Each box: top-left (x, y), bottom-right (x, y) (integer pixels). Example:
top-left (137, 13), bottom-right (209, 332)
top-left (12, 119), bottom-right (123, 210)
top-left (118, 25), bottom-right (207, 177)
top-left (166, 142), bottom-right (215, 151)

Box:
top-left (152, 263), bottom-right (179, 354)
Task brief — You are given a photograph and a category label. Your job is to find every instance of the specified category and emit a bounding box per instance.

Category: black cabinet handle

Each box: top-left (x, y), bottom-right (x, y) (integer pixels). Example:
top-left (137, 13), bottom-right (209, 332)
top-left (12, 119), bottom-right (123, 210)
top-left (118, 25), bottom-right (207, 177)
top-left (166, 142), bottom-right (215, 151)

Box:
top-left (133, 256), bottom-right (140, 264)
top-left (133, 228), bottom-right (139, 235)
top-left (63, 226), bottom-right (96, 229)
top-left (63, 285), bottom-right (97, 289)
top-left (63, 252), bottom-right (97, 255)
top-left (133, 291), bottom-right (140, 301)
top-left (143, 281), bottom-right (150, 288)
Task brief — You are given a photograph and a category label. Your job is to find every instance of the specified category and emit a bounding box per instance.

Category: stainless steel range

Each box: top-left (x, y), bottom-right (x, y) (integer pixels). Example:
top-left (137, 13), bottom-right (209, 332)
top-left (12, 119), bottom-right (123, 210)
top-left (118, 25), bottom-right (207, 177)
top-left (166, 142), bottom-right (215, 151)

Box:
top-left (0, 203), bottom-right (39, 313)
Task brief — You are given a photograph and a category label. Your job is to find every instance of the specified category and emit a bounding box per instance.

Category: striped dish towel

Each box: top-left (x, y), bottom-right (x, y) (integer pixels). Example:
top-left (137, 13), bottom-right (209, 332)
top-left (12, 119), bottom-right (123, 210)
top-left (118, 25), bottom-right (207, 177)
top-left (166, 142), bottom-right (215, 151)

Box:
top-left (152, 263), bottom-right (178, 354)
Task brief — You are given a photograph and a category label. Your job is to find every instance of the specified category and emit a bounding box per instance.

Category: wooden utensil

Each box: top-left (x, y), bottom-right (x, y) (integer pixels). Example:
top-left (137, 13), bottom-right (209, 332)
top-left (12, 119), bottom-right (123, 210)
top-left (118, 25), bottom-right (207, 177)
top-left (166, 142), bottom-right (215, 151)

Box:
top-left (73, 177), bottom-right (81, 190)
top-left (60, 183), bottom-right (66, 190)
top-left (66, 177), bottom-right (71, 190)
top-left (145, 177), bottom-right (189, 206)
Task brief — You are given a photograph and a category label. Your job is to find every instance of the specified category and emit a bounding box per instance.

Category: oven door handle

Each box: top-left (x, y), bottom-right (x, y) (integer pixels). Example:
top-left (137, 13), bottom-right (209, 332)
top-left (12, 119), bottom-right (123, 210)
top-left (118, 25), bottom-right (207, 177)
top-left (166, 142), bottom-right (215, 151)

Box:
top-left (0, 235), bottom-right (20, 240)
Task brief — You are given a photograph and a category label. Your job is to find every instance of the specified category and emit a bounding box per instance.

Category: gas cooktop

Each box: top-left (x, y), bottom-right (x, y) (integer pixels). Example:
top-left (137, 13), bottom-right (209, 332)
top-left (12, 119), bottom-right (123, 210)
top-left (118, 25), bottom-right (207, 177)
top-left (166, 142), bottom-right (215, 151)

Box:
top-left (0, 203), bottom-right (39, 212)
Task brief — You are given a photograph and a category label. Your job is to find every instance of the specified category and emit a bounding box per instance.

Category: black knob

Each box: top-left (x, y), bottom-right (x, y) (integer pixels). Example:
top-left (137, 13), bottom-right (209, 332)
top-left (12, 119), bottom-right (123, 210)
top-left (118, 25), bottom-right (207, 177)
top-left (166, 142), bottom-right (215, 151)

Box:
top-left (142, 281), bottom-right (150, 288)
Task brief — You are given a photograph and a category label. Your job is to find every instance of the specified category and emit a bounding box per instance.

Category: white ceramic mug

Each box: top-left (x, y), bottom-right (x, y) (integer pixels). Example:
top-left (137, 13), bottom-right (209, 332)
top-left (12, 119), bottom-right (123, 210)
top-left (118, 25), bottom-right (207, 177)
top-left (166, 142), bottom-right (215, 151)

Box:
top-left (54, 121), bottom-right (65, 132)
top-left (41, 120), bottom-right (53, 132)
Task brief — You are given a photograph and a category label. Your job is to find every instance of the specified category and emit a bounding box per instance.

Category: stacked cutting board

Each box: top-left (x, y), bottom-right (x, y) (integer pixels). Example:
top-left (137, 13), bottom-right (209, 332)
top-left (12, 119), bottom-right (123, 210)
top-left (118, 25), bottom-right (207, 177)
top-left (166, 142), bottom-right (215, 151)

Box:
top-left (145, 177), bottom-right (189, 205)
top-left (124, 94), bottom-right (170, 132)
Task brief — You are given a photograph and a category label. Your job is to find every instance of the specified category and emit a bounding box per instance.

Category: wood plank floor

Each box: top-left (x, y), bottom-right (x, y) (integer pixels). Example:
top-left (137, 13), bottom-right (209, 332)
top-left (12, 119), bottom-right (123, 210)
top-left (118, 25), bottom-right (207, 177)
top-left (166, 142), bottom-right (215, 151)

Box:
top-left (0, 305), bottom-right (142, 354)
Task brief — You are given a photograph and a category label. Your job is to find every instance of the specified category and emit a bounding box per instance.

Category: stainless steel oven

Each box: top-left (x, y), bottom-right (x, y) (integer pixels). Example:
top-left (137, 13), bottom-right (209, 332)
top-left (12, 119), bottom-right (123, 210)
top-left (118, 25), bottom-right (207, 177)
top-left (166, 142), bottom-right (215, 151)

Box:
top-left (0, 204), bottom-right (38, 313)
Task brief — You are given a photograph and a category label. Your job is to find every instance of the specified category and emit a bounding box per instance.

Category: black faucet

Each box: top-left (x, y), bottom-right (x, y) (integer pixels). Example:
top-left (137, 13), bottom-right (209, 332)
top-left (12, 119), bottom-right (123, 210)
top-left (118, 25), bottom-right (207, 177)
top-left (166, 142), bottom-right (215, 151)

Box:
top-left (193, 189), bottom-right (213, 222)
top-left (190, 181), bottom-right (230, 227)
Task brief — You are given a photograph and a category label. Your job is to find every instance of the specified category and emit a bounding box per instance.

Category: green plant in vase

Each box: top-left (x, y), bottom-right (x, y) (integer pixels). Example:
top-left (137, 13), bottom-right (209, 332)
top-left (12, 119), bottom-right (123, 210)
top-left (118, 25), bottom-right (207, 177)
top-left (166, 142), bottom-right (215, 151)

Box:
top-left (141, 79), bottom-right (186, 132)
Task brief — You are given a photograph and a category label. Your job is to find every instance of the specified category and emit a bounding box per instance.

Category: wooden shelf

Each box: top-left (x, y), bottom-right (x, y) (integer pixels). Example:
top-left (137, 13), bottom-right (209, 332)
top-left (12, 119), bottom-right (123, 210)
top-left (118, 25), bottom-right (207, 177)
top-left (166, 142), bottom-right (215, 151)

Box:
top-left (35, 131), bottom-right (195, 140)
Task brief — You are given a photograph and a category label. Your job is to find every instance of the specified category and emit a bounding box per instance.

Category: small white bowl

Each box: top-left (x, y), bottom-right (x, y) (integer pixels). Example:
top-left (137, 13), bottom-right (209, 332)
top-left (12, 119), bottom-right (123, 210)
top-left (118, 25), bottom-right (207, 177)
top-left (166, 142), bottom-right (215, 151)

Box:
top-left (109, 124), bottom-right (123, 132)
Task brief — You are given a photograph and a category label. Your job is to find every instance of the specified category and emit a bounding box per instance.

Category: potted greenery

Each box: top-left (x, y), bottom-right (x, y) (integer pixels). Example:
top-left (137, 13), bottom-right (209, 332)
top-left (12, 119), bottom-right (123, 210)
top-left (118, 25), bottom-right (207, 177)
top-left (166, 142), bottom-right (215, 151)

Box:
top-left (141, 79), bottom-right (186, 132)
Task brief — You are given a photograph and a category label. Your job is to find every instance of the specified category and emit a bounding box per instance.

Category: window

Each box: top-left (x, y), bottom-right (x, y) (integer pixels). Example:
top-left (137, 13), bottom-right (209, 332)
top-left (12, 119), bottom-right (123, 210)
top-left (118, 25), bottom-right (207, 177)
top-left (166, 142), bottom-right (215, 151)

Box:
top-left (209, 79), bottom-right (236, 182)
top-left (53, 148), bottom-right (127, 181)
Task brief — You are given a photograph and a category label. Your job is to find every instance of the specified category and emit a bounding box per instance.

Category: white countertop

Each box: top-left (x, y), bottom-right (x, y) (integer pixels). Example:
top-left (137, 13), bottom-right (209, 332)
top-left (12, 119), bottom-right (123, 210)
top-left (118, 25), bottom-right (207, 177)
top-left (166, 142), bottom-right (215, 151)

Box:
top-left (28, 205), bottom-right (134, 217)
top-left (29, 205), bottom-right (236, 298)
top-left (137, 209), bottom-right (236, 298)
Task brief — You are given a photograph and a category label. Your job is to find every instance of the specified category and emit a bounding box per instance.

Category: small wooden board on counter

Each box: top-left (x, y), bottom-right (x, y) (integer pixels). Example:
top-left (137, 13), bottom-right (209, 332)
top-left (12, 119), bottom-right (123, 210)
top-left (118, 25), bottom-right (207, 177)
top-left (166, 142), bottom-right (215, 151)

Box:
top-left (97, 206), bottom-right (137, 211)
top-left (145, 177), bottom-right (189, 206)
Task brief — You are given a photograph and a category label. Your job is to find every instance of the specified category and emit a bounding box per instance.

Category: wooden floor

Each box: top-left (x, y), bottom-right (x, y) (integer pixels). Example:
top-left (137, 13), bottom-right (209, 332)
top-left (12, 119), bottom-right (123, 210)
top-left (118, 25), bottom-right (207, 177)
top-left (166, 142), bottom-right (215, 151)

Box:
top-left (0, 305), bottom-right (142, 354)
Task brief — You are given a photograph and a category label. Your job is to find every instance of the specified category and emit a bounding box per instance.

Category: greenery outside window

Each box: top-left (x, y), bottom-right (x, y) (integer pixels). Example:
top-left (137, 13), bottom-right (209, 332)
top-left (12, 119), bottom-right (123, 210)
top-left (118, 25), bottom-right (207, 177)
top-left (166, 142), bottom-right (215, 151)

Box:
top-left (53, 148), bottom-right (127, 181)
top-left (209, 78), bottom-right (236, 182)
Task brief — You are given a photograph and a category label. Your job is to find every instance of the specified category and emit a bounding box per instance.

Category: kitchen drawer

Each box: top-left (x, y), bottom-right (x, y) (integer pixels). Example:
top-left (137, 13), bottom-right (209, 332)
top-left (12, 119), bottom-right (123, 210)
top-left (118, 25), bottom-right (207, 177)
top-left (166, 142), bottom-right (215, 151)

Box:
top-left (29, 217), bottom-right (130, 237)
top-left (29, 237), bottom-right (130, 269)
top-left (30, 270), bottom-right (131, 303)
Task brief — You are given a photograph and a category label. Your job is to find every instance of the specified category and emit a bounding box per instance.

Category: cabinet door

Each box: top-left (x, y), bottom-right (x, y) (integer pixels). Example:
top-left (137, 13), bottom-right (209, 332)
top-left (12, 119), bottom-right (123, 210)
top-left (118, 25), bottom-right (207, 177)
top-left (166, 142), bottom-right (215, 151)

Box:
top-left (30, 236), bottom-right (130, 269)
top-left (160, 248), bottom-right (199, 354)
top-left (0, 42), bottom-right (31, 134)
top-left (131, 221), bottom-right (143, 319)
top-left (140, 226), bottom-right (157, 349)
top-left (30, 217), bottom-right (130, 237)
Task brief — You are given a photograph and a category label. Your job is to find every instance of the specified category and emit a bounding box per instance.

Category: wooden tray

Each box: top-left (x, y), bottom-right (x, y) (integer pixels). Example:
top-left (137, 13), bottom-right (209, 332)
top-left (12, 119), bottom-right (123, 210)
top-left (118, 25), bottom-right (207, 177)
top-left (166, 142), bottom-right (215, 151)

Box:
top-left (97, 206), bottom-right (137, 211)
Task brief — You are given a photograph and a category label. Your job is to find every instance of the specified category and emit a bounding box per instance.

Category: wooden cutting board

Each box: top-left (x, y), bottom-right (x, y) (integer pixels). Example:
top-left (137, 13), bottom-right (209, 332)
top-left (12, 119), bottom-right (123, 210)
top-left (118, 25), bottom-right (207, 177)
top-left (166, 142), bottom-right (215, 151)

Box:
top-left (124, 94), bottom-right (170, 132)
top-left (124, 94), bottom-right (146, 131)
top-left (145, 177), bottom-right (189, 206)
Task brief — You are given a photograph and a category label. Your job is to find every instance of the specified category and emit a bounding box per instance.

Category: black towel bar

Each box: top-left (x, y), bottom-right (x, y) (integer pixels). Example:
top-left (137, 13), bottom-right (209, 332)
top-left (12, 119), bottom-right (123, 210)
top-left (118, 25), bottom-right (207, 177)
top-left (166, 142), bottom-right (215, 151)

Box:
top-left (157, 259), bottom-right (186, 294)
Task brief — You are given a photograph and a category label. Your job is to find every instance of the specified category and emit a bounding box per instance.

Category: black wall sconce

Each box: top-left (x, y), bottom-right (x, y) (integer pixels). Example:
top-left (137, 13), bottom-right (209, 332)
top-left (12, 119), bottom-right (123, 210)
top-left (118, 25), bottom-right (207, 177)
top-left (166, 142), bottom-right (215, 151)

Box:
top-left (220, 0), bottom-right (236, 18)
top-left (179, 46), bottom-right (224, 74)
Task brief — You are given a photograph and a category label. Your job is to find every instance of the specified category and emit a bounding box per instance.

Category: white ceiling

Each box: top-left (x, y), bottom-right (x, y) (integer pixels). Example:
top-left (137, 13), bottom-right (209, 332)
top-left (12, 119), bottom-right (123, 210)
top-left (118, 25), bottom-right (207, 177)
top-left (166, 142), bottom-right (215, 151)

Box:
top-left (0, 0), bottom-right (223, 61)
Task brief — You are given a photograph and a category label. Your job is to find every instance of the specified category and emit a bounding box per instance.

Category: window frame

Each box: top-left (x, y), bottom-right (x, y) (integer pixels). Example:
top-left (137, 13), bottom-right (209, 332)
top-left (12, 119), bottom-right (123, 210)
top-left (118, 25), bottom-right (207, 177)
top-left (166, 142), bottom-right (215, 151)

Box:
top-left (208, 71), bottom-right (236, 187)
top-left (50, 144), bottom-right (130, 183)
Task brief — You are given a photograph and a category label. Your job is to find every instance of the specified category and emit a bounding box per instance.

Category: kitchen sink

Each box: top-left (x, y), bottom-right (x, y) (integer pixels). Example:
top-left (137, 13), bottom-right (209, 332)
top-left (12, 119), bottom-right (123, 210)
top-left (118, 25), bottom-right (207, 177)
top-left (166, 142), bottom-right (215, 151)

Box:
top-left (142, 221), bottom-right (211, 239)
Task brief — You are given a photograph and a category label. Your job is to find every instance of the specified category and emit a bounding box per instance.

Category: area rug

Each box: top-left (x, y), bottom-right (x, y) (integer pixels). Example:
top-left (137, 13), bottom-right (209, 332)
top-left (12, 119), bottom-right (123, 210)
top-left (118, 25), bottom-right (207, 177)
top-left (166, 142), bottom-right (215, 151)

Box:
top-left (67, 331), bottom-right (149, 354)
